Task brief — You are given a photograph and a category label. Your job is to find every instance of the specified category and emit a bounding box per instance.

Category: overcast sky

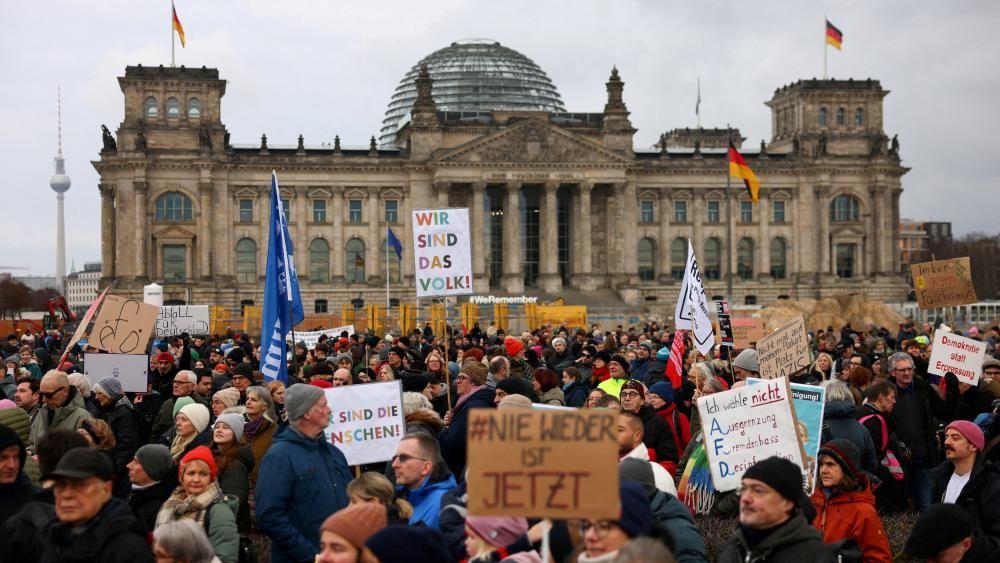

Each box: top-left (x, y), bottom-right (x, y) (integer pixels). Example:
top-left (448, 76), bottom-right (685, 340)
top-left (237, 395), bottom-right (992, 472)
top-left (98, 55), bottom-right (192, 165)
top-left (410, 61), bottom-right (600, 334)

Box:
top-left (3, 0), bottom-right (998, 276)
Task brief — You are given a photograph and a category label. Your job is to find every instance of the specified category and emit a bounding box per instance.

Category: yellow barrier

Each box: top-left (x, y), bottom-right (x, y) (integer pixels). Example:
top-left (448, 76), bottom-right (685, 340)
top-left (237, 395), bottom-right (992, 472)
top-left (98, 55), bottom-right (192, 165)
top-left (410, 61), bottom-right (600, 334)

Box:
top-left (341, 304), bottom-right (355, 328)
top-left (493, 303), bottom-right (509, 331)
top-left (365, 304), bottom-right (384, 336)
top-left (399, 304), bottom-right (416, 334)
top-left (460, 303), bottom-right (478, 333)
top-left (430, 303), bottom-right (446, 337)
top-left (536, 305), bottom-right (588, 329)
top-left (242, 305), bottom-right (262, 334)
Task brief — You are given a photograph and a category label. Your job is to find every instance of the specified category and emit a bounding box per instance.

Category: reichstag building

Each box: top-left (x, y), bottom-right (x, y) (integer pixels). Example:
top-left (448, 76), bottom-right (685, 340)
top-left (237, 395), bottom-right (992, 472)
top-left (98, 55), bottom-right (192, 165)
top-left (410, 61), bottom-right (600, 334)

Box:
top-left (93, 39), bottom-right (909, 311)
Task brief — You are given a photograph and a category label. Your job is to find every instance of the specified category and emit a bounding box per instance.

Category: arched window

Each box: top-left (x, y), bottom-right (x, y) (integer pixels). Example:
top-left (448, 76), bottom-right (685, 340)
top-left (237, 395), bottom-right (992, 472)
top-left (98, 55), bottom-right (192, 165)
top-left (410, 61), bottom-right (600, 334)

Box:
top-left (144, 96), bottom-right (158, 118)
top-left (637, 238), bottom-right (655, 281)
top-left (345, 238), bottom-right (365, 283)
top-left (166, 97), bottom-right (180, 118)
top-left (380, 239), bottom-right (401, 282)
top-left (670, 238), bottom-right (687, 280)
top-left (309, 239), bottom-right (330, 283)
top-left (818, 107), bottom-right (827, 127)
top-left (855, 108), bottom-right (864, 126)
top-left (829, 195), bottom-right (861, 222)
top-left (154, 192), bottom-right (193, 222)
top-left (770, 238), bottom-right (788, 279)
top-left (187, 98), bottom-right (201, 118)
top-left (836, 107), bottom-right (845, 125)
top-left (235, 238), bottom-right (257, 284)
top-left (704, 238), bottom-right (721, 280)
top-left (737, 238), bottom-right (754, 280)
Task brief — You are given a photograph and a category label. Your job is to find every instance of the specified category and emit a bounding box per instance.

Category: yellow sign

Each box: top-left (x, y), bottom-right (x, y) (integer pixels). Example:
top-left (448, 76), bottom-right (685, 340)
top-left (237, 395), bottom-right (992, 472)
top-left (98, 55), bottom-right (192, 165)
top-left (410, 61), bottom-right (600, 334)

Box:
top-left (536, 305), bottom-right (588, 329)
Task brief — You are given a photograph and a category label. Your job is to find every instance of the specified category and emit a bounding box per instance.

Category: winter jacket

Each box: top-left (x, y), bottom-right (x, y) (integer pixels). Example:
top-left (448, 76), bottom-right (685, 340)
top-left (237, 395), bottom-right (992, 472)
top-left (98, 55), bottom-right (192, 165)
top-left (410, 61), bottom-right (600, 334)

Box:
top-left (398, 471), bottom-right (457, 529)
top-left (157, 488), bottom-right (240, 563)
top-left (255, 424), bottom-right (352, 563)
top-left (37, 497), bottom-right (153, 563)
top-left (151, 393), bottom-right (210, 440)
top-left (655, 402), bottom-right (691, 461)
top-left (823, 400), bottom-right (878, 477)
top-left (128, 479), bottom-right (175, 532)
top-left (929, 460), bottom-right (1000, 539)
top-left (635, 404), bottom-right (678, 474)
top-left (216, 444), bottom-right (255, 529)
top-left (539, 386), bottom-right (565, 406)
top-left (0, 373), bottom-right (15, 401)
top-left (629, 358), bottom-right (651, 384)
top-left (546, 351), bottom-right (574, 374)
top-left (438, 481), bottom-right (469, 561)
top-left (596, 376), bottom-right (628, 398)
top-left (718, 513), bottom-right (837, 563)
top-left (97, 396), bottom-right (139, 497)
top-left (649, 490), bottom-right (707, 563)
top-left (29, 385), bottom-right (91, 445)
top-left (890, 373), bottom-right (958, 466)
top-left (810, 483), bottom-right (891, 563)
top-left (620, 443), bottom-right (676, 496)
top-left (563, 381), bottom-right (589, 408)
top-left (439, 386), bottom-right (495, 479)
top-left (0, 472), bottom-right (40, 525)
top-left (242, 416), bottom-right (277, 486)
top-left (0, 408), bottom-right (40, 485)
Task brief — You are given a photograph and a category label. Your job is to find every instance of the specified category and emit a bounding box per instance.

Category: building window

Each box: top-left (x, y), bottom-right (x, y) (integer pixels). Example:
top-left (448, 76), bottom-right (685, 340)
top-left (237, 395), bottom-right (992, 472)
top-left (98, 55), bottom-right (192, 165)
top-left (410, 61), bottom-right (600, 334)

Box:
top-left (280, 199), bottom-right (291, 222)
top-left (836, 244), bottom-right (856, 278)
top-left (380, 240), bottom-right (401, 282)
top-left (385, 200), bottom-right (398, 223)
top-left (314, 299), bottom-right (328, 314)
top-left (345, 238), bottom-right (365, 282)
top-left (637, 238), bottom-right (655, 281)
top-left (830, 195), bottom-right (860, 222)
top-left (309, 239), bottom-right (329, 283)
top-left (740, 201), bottom-right (753, 223)
top-left (238, 199), bottom-right (253, 223)
top-left (855, 108), bottom-right (864, 126)
top-left (674, 200), bottom-right (688, 223)
top-left (772, 200), bottom-right (786, 223)
top-left (166, 97), bottom-right (180, 118)
top-left (707, 201), bottom-right (721, 223)
top-left (162, 245), bottom-right (186, 282)
top-left (639, 201), bottom-right (654, 223)
top-left (836, 107), bottom-right (845, 125)
top-left (818, 107), bottom-right (827, 127)
top-left (144, 96), bottom-right (158, 118)
top-left (704, 238), bottom-right (721, 280)
top-left (235, 238), bottom-right (257, 284)
top-left (770, 238), bottom-right (787, 279)
top-left (745, 295), bottom-right (758, 305)
top-left (312, 200), bottom-right (326, 223)
top-left (348, 199), bottom-right (363, 223)
top-left (187, 98), bottom-right (200, 118)
top-left (155, 192), bottom-right (193, 222)
top-left (670, 238), bottom-right (686, 280)
top-left (737, 238), bottom-right (754, 280)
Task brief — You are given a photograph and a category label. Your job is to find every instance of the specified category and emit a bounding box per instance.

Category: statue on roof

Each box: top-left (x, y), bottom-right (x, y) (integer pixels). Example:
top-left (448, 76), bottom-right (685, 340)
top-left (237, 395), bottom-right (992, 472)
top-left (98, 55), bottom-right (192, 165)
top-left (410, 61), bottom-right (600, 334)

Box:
top-left (134, 120), bottom-right (147, 152)
top-left (889, 134), bottom-right (899, 156)
top-left (101, 124), bottom-right (117, 152)
top-left (199, 124), bottom-right (212, 151)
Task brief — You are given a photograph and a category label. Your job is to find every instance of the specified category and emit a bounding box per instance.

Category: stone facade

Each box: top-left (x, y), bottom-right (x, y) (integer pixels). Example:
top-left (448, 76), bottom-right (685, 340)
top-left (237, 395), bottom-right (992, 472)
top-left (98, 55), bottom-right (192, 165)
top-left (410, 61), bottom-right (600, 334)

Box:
top-left (93, 65), bottom-right (909, 311)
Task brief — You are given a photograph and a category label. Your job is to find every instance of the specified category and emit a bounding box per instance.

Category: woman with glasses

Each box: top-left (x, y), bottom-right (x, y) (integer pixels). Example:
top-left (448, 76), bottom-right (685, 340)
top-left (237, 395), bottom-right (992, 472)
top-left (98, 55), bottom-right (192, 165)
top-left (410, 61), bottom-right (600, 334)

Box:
top-left (577, 482), bottom-right (653, 562)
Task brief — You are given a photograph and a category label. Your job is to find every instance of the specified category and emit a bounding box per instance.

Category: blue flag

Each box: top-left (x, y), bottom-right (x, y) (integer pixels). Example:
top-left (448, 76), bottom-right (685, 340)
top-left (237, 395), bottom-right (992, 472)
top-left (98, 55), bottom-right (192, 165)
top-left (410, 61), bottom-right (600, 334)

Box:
top-left (387, 226), bottom-right (403, 260)
top-left (260, 171), bottom-right (304, 383)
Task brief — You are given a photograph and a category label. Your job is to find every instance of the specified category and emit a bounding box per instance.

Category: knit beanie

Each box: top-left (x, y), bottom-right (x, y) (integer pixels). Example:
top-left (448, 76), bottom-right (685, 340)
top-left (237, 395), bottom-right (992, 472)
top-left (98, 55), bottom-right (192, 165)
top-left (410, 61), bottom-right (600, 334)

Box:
top-left (464, 348), bottom-right (485, 363)
top-left (904, 503), bottom-right (975, 558)
top-left (334, 353), bottom-right (353, 366)
top-left (94, 377), bottom-right (123, 400)
top-left (648, 381), bottom-right (674, 403)
top-left (134, 444), bottom-right (173, 482)
top-left (945, 420), bottom-right (985, 452)
top-left (496, 377), bottom-right (534, 398)
top-left (465, 516), bottom-right (529, 548)
top-left (215, 413), bottom-right (246, 441)
top-left (0, 399), bottom-right (16, 410)
top-left (310, 379), bottom-right (333, 388)
top-left (460, 360), bottom-right (488, 387)
top-left (621, 380), bottom-right (645, 399)
top-left (609, 354), bottom-right (630, 376)
top-left (285, 383), bottom-right (325, 421)
top-left (595, 350), bottom-right (612, 364)
top-left (0, 423), bottom-right (26, 471)
top-left (497, 394), bottom-right (533, 409)
top-left (5, 355), bottom-right (20, 367)
top-left (365, 526), bottom-right (450, 563)
top-left (178, 445), bottom-right (217, 481)
top-left (817, 438), bottom-right (861, 482)
top-left (213, 387), bottom-right (241, 410)
top-left (742, 456), bottom-right (803, 503)
top-left (178, 403), bottom-right (211, 433)
top-left (321, 503), bottom-right (388, 549)
top-left (655, 347), bottom-right (670, 361)
top-left (619, 457), bottom-right (656, 498)
top-left (172, 396), bottom-right (195, 418)
top-left (616, 481), bottom-right (653, 538)
top-left (155, 351), bottom-right (174, 363)
top-left (732, 349), bottom-right (760, 373)
top-left (504, 336), bottom-right (524, 358)
top-left (551, 337), bottom-right (567, 348)
top-left (402, 373), bottom-right (430, 393)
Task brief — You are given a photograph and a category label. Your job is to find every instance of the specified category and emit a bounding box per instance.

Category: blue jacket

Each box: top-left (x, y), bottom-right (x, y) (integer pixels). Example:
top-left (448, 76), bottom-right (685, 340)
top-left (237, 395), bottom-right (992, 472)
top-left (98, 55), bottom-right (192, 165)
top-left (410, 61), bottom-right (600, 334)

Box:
top-left (563, 381), bottom-right (589, 408)
top-left (630, 358), bottom-right (651, 384)
top-left (400, 473), bottom-right (457, 529)
top-left (439, 386), bottom-right (495, 479)
top-left (255, 425), bottom-right (352, 563)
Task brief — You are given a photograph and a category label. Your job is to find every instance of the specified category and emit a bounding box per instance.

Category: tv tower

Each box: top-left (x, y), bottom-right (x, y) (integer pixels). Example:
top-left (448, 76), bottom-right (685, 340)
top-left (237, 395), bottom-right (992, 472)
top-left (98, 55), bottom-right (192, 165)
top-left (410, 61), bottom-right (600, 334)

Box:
top-left (49, 87), bottom-right (71, 293)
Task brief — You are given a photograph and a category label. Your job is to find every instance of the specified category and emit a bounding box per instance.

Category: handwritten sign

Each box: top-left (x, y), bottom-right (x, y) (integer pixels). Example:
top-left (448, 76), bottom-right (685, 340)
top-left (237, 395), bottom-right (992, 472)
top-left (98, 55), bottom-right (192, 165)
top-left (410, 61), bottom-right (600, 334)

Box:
top-left (83, 353), bottom-right (150, 393)
top-left (716, 301), bottom-right (734, 347)
top-left (89, 295), bottom-right (159, 354)
top-left (756, 315), bottom-right (810, 379)
top-left (731, 317), bottom-right (765, 349)
top-left (749, 378), bottom-right (825, 493)
top-left (911, 258), bottom-right (977, 309)
top-left (928, 331), bottom-right (987, 385)
top-left (697, 377), bottom-right (805, 492)
top-left (412, 208), bottom-right (474, 297)
top-left (155, 305), bottom-right (210, 338)
top-left (60, 288), bottom-right (108, 364)
top-left (466, 408), bottom-right (618, 519)
top-left (323, 380), bottom-right (405, 465)
top-left (285, 325), bottom-right (356, 349)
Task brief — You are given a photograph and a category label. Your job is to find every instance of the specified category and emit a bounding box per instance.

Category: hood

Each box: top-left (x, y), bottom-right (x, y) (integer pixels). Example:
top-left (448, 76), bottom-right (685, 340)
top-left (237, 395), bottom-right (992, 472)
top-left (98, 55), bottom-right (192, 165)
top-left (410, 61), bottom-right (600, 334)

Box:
top-left (52, 384), bottom-right (86, 416)
top-left (620, 442), bottom-right (651, 462)
top-left (822, 482), bottom-right (876, 507)
top-left (406, 408), bottom-right (444, 434)
top-left (404, 471), bottom-right (457, 502)
top-left (540, 387), bottom-right (564, 402)
top-left (823, 399), bottom-right (857, 418)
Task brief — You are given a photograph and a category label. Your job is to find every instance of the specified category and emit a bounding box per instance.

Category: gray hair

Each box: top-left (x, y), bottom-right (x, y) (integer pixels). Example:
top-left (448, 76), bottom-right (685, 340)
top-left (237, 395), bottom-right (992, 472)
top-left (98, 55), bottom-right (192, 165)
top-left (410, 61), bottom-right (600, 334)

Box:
top-left (613, 537), bottom-right (677, 563)
top-left (701, 374), bottom-right (726, 394)
top-left (888, 352), bottom-right (914, 372)
top-left (67, 372), bottom-right (92, 398)
top-left (246, 385), bottom-right (277, 422)
top-left (823, 380), bottom-right (855, 403)
top-left (691, 362), bottom-right (715, 381)
top-left (153, 520), bottom-right (216, 563)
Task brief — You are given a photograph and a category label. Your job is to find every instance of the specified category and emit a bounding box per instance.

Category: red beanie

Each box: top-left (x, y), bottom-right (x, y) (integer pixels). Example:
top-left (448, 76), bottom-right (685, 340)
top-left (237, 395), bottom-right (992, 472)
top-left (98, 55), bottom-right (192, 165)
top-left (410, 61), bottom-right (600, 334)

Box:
top-left (464, 347), bottom-right (485, 363)
top-left (310, 379), bottom-right (333, 388)
top-left (179, 445), bottom-right (217, 481)
top-left (156, 352), bottom-right (175, 363)
top-left (504, 336), bottom-right (524, 358)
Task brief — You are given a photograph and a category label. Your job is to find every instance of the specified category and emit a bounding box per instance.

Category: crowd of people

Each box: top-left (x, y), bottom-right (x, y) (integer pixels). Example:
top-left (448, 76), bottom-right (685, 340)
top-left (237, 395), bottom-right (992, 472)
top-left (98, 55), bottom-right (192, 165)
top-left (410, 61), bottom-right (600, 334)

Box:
top-left (1, 318), bottom-right (1000, 562)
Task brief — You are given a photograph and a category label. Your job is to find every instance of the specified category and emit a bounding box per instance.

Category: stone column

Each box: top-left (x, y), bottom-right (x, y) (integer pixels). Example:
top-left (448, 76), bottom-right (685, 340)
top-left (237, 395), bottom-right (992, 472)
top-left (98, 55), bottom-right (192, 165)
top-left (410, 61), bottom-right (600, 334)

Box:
top-left (401, 189), bottom-right (414, 282)
top-left (435, 180), bottom-right (449, 208)
top-left (294, 187), bottom-right (307, 269)
top-left (867, 185), bottom-right (879, 277)
top-left (604, 183), bottom-right (623, 286)
top-left (757, 191), bottom-right (770, 279)
top-left (572, 181), bottom-right (593, 288)
top-left (367, 186), bottom-right (381, 282)
top-left (501, 181), bottom-right (524, 293)
top-left (538, 180), bottom-right (561, 293)
top-left (198, 182), bottom-right (213, 279)
top-left (331, 187), bottom-right (345, 281)
top-left (470, 182), bottom-right (488, 292)
top-left (133, 181), bottom-right (148, 280)
top-left (815, 186), bottom-right (830, 275)
top-left (657, 188), bottom-right (672, 282)
top-left (99, 183), bottom-right (116, 279)
top-left (891, 188), bottom-right (902, 274)
top-left (621, 181), bottom-right (638, 285)
top-left (692, 191), bottom-right (704, 263)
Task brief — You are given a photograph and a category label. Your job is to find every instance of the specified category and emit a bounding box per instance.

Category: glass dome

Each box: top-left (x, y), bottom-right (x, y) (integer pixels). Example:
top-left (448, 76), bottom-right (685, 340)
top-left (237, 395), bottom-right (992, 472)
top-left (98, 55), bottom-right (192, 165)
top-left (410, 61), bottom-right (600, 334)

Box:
top-left (379, 39), bottom-right (566, 146)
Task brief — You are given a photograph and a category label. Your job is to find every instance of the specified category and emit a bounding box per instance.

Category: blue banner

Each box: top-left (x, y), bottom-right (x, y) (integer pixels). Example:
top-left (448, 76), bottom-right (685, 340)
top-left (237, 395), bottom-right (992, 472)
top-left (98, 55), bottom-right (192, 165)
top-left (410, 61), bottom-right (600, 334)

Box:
top-left (260, 171), bottom-right (304, 383)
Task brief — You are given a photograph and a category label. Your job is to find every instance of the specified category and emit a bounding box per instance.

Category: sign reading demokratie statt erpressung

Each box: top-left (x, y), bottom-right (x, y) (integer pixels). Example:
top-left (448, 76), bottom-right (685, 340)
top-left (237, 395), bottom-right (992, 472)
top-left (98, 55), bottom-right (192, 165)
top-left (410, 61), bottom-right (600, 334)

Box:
top-left (412, 208), bottom-right (473, 298)
top-left (928, 331), bottom-right (987, 385)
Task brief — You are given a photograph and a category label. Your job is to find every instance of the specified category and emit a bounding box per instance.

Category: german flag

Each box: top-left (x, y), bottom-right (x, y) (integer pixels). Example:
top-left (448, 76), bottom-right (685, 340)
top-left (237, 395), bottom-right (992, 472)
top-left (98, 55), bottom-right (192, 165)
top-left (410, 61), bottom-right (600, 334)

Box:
top-left (826, 19), bottom-right (843, 50)
top-left (728, 142), bottom-right (760, 203)
top-left (172, 2), bottom-right (186, 48)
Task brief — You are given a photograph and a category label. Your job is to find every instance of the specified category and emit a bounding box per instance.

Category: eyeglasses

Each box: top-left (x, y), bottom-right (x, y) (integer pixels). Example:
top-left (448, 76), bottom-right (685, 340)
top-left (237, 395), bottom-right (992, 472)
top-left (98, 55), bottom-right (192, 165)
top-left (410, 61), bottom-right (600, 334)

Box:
top-left (391, 453), bottom-right (427, 464)
top-left (455, 374), bottom-right (470, 382)
top-left (578, 520), bottom-right (617, 537)
top-left (620, 391), bottom-right (642, 399)
top-left (39, 386), bottom-right (66, 399)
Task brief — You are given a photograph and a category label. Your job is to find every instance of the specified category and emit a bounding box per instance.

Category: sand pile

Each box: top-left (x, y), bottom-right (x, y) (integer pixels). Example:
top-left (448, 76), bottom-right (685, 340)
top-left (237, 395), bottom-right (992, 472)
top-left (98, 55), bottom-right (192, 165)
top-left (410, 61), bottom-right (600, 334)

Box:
top-left (759, 294), bottom-right (905, 332)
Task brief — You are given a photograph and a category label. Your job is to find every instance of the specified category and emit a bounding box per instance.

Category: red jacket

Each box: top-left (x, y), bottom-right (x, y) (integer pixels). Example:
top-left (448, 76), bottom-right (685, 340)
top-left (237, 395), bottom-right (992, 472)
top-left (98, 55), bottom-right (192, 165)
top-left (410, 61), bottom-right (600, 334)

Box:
top-left (810, 482), bottom-right (891, 563)
top-left (655, 403), bottom-right (690, 460)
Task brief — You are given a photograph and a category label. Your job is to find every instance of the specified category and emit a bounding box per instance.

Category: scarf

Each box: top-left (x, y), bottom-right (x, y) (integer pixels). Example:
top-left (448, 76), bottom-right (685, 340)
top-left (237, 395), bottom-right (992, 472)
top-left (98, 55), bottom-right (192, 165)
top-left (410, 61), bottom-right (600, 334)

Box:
top-left (592, 365), bottom-right (610, 383)
top-left (170, 431), bottom-right (196, 460)
top-left (455, 384), bottom-right (484, 410)
top-left (243, 415), bottom-right (269, 441)
top-left (155, 480), bottom-right (224, 528)
top-left (677, 435), bottom-right (715, 515)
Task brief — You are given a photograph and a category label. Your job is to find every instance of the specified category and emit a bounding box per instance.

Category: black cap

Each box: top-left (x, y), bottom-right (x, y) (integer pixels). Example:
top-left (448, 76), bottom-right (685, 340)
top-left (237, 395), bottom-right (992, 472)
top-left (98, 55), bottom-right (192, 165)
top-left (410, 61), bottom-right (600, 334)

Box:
top-left (232, 363), bottom-right (254, 379)
top-left (904, 503), bottom-right (974, 557)
top-left (210, 347), bottom-right (223, 356)
top-left (43, 447), bottom-right (114, 481)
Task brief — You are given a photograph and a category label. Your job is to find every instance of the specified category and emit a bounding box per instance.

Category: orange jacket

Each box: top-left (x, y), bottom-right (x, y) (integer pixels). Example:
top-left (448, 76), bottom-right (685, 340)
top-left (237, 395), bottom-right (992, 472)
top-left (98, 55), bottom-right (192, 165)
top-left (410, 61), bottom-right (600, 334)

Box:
top-left (810, 482), bottom-right (891, 563)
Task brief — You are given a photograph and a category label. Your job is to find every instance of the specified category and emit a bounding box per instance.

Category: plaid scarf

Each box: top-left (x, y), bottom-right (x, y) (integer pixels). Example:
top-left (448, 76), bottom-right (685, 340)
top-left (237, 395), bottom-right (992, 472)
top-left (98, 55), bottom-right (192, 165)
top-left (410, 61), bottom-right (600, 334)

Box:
top-left (155, 481), bottom-right (224, 528)
top-left (677, 435), bottom-right (716, 515)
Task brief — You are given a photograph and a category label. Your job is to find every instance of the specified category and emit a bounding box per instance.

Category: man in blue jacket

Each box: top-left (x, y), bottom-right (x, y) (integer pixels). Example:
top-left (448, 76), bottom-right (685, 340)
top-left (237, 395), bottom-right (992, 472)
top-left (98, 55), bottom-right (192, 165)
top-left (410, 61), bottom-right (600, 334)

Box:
top-left (392, 432), bottom-right (456, 529)
top-left (256, 384), bottom-right (352, 563)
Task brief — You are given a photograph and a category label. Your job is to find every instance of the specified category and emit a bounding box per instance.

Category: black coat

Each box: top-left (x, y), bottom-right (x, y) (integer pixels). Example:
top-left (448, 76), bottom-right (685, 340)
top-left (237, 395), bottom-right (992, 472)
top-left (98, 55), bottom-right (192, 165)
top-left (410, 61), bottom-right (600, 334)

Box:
top-left (0, 473), bottom-right (40, 525)
top-left (718, 513), bottom-right (837, 563)
top-left (889, 374), bottom-right (959, 466)
top-left (823, 400), bottom-right (878, 476)
top-left (98, 398), bottom-right (139, 497)
top-left (636, 404), bottom-right (678, 465)
top-left (217, 444), bottom-right (255, 529)
top-left (439, 386), bottom-right (496, 479)
top-left (930, 461), bottom-right (1000, 539)
top-left (128, 479), bottom-right (174, 532)
top-left (38, 497), bottom-right (153, 563)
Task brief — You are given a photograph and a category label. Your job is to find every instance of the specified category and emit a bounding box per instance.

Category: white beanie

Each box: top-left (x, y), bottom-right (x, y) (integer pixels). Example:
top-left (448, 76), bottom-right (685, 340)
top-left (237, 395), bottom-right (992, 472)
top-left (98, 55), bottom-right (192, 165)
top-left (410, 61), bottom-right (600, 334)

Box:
top-left (178, 403), bottom-right (211, 433)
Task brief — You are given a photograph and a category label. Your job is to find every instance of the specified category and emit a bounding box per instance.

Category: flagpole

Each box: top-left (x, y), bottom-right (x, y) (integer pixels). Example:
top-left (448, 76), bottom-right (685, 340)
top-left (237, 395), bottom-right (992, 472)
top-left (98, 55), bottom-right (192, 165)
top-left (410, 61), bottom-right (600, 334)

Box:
top-left (696, 77), bottom-right (701, 128)
top-left (823, 16), bottom-right (827, 79)
top-left (385, 225), bottom-right (390, 312)
top-left (171, 0), bottom-right (175, 68)
top-left (725, 125), bottom-right (734, 301)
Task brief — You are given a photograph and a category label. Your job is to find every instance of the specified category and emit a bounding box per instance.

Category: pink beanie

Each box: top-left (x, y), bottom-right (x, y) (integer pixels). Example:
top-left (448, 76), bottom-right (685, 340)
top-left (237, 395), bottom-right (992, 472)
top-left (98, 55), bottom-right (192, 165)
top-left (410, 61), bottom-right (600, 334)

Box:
top-left (0, 399), bottom-right (16, 410)
top-left (465, 516), bottom-right (528, 548)
top-left (946, 420), bottom-right (985, 452)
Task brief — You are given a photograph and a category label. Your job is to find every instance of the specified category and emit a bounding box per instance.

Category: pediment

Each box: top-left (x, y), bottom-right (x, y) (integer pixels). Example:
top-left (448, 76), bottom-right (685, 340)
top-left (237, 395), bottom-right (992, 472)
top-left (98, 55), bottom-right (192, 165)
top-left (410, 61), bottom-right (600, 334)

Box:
top-left (830, 224), bottom-right (866, 238)
top-left (769, 188), bottom-right (793, 200)
top-left (704, 189), bottom-right (726, 200)
top-left (433, 118), bottom-right (631, 165)
top-left (232, 186), bottom-right (260, 199)
top-left (637, 188), bottom-right (660, 200)
top-left (307, 186), bottom-right (333, 199)
top-left (380, 187), bottom-right (405, 200)
top-left (153, 224), bottom-right (197, 239)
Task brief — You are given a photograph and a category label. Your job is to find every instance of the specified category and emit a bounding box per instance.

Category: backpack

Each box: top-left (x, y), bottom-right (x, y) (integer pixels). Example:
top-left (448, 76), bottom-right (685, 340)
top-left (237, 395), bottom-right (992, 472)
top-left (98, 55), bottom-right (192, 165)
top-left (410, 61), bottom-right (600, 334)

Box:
top-left (203, 498), bottom-right (256, 563)
top-left (859, 414), bottom-right (906, 481)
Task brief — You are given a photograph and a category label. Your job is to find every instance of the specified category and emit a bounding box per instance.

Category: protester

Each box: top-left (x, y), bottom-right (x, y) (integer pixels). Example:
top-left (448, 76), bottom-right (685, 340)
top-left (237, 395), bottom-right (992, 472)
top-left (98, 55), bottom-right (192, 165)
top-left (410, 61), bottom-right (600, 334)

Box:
top-left (347, 471), bottom-right (413, 522)
top-left (364, 525), bottom-right (451, 563)
top-left (316, 503), bottom-right (387, 563)
top-left (617, 411), bottom-right (676, 495)
top-left (267, 380), bottom-right (286, 422)
top-left (464, 516), bottom-right (543, 562)
top-left (153, 519), bottom-right (221, 563)
top-left (152, 370), bottom-right (207, 439)
top-left (93, 376), bottom-right (139, 497)
top-left (929, 420), bottom-right (1000, 537)
top-left (242, 385), bottom-right (278, 486)
top-left (903, 503), bottom-right (1000, 562)
top-left (821, 381), bottom-right (877, 476)
top-left (533, 367), bottom-right (565, 406)
top-left (29, 370), bottom-right (91, 445)
top-left (619, 458), bottom-right (706, 563)
top-left (212, 412), bottom-right (254, 528)
top-left (561, 366), bottom-right (589, 407)
top-left (0, 422), bottom-right (39, 524)
top-left (212, 387), bottom-right (241, 417)
top-left (391, 432), bottom-right (456, 529)
top-left (439, 360), bottom-right (494, 478)
top-left (578, 481), bottom-right (654, 562)
top-left (170, 402), bottom-right (212, 461)
top-left (730, 349), bottom-right (759, 382)
top-left (597, 354), bottom-right (631, 398)
top-left (14, 376), bottom-right (41, 419)
top-left (619, 380), bottom-right (678, 475)
top-left (648, 380), bottom-right (689, 460)
top-left (127, 443), bottom-right (176, 531)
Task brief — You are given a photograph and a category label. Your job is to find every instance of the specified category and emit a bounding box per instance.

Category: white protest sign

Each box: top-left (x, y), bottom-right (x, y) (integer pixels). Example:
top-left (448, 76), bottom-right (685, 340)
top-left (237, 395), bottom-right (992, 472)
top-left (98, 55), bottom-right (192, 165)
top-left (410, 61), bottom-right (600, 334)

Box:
top-left (749, 378), bottom-right (825, 493)
top-left (323, 380), bottom-right (405, 465)
top-left (697, 376), bottom-right (805, 492)
top-left (83, 353), bottom-right (150, 393)
top-left (928, 331), bottom-right (987, 385)
top-left (412, 208), bottom-right (473, 297)
top-left (155, 305), bottom-right (210, 338)
top-left (286, 325), bottom-right (356, 349)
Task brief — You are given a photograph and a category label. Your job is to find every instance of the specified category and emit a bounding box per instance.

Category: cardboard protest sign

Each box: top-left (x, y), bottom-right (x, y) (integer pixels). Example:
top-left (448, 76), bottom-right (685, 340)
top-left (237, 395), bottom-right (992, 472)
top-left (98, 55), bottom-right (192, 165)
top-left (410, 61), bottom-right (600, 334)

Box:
top-left (749, 378), bottom-right (825, 493)
top-left (89, 295), bottom-right (158, 354)
top-left (697, 377), bottom-right (805, 492)
top-left (928, 331), bottom-right (987, 385)
top-left (286, 325), bottom-right (356, 349)
top-left (911, 258), bottom-right (977, 309)
top-left (83, 353), bottom-right (149, 393)
top-left (412, 208), bottom-right (473, 297)
top-left (60, 288), bottom-right (108, 364)
top-left (466, 408), bottom-right (618, 519)
top-left (716, 301), bottom-right (734, 347)
top-left (756, 315), bottom-right (810, 379)
top-left (155, 305), bottom-right (210, 338)
top-left (323, 380), bottom-right (405, 465)
top-left (731, 317), bottom-right (764, 349)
